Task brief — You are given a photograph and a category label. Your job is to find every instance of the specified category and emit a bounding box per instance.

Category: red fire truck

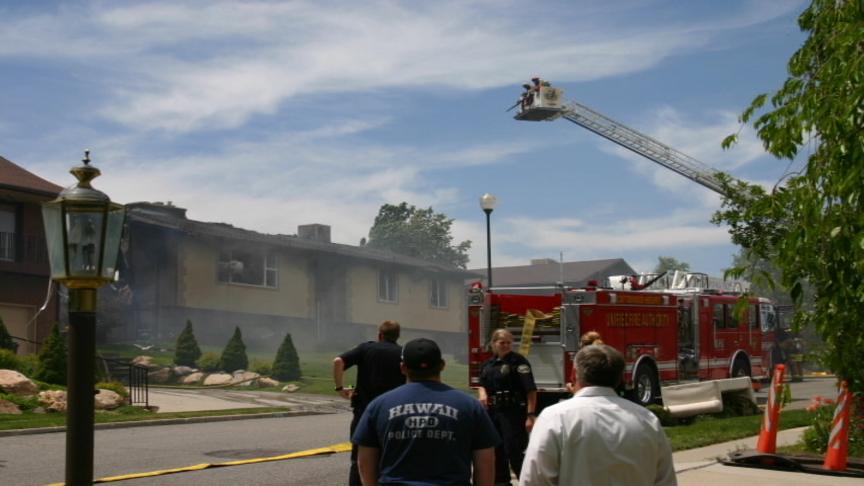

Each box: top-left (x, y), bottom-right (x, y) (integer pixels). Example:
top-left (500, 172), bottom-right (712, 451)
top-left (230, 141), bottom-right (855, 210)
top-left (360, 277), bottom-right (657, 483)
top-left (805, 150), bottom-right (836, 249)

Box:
top-left (467, 275), bottom-right (776, 408)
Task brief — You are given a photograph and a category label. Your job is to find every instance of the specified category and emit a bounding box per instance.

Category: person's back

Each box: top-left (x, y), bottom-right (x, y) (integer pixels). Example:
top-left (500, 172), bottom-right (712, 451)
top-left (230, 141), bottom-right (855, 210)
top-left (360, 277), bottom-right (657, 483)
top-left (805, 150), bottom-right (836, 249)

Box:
top-left (530, 387), bottom-right (672, 485)
top-left (353, 339), bottom-right (404, 405)
top-left (520, 344), bottom-right (676, 486)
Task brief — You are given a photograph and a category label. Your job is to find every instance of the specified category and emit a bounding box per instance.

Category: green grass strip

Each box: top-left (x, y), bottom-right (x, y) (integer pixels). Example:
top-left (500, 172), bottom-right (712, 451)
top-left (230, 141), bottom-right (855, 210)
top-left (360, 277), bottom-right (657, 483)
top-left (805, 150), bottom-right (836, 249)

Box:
top-left (665, 409), bottom-right (814, 451)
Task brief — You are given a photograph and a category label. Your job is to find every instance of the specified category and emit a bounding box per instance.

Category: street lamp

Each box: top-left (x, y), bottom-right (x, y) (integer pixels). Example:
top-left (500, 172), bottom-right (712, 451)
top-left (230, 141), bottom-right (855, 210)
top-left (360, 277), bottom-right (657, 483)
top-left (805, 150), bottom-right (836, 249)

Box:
top-left (42, 150), bottom-right (125, 486)
top-left (479, 193), bottom-right (497, 289)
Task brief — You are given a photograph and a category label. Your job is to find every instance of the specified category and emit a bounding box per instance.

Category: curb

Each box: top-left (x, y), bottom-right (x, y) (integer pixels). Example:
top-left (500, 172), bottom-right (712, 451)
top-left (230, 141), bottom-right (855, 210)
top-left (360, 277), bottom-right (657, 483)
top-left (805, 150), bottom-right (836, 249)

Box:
top-left (0, 409), bottom-right (333, 438)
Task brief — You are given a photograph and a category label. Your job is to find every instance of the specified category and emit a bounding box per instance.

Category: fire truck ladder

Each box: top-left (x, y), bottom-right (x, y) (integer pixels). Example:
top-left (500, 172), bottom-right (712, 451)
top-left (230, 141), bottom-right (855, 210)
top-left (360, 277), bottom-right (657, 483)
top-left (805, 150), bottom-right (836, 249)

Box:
top-left (517, 90), bottom-right (728, 196)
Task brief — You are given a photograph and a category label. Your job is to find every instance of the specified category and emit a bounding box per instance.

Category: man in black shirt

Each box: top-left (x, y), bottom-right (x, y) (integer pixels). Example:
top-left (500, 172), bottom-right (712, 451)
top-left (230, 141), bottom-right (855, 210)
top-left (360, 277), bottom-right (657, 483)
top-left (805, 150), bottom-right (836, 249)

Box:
top-left (333, 320), bottom-right (405, 486)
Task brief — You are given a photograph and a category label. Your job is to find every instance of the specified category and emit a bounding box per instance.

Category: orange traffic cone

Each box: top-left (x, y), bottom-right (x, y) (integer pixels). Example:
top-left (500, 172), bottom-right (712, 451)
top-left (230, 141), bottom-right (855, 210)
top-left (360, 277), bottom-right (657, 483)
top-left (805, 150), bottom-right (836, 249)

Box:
top-left (756, 364), bottom-right (786, 453)
top-left (823, 380), bottom-right (851, 471)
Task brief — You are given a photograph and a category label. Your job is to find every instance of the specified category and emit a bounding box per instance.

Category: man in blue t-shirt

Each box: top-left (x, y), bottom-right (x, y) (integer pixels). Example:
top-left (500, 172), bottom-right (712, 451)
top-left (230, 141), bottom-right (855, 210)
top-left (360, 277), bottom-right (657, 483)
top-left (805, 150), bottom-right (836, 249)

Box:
top-left (353, 338), bottom-right (499, 486)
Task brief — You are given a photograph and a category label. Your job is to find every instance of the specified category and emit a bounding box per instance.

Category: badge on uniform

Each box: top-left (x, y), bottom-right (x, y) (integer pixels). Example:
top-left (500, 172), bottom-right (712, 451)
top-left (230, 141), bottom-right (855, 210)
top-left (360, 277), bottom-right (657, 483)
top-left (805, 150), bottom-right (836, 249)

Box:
top-left (500, 364), bottom-right (510, 376)
top-left (517, 364), bottom-right (531, 374)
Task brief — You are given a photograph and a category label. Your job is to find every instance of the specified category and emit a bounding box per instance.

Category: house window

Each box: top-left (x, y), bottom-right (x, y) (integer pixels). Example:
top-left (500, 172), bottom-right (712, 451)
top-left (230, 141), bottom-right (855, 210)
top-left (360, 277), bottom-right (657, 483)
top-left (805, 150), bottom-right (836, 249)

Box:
top-left (378, 270), bottom-right (398, 303)
top-left (217, 249), bottom-right (278, 288)
top-left (430, 279), bottom-right (448, 308)
top-left (0, 206), bottom-right (15, 262)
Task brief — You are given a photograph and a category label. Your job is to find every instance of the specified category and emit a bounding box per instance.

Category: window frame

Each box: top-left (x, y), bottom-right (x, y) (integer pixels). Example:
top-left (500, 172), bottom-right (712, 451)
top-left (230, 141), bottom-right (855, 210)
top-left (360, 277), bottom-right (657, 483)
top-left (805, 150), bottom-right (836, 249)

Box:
top-left (0, 205), bottom-right (15, 262)
top-left (378, 269), bottom-right (398, 303)
top-left (217, 249), bottom-right (279, 289)
top-left (430, 278), bottom-right (448, 309)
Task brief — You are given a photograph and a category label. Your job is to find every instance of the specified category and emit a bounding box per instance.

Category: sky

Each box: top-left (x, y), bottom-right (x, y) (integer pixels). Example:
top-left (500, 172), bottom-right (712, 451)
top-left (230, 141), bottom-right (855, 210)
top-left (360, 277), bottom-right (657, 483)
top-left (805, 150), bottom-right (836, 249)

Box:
top-left (0, 0), bottom-right (811, 277)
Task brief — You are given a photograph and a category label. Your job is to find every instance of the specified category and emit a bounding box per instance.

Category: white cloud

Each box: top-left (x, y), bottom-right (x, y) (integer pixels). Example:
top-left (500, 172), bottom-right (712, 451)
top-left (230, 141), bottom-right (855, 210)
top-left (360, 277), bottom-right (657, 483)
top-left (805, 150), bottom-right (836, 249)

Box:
top-left (0, 1), bottom-right (803, 132)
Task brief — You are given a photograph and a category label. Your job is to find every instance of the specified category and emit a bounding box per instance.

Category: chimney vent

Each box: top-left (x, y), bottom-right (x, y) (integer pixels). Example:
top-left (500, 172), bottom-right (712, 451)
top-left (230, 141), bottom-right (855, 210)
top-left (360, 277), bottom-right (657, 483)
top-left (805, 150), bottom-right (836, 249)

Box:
top-left (298, 224), bottom-right (331, 243)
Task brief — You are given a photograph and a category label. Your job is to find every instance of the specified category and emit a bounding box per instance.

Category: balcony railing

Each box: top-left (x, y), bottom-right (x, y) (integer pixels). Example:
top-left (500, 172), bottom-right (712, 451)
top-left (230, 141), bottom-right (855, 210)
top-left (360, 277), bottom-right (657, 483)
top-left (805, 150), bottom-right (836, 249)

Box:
top-left (0, 231), bottom-right (13, 261)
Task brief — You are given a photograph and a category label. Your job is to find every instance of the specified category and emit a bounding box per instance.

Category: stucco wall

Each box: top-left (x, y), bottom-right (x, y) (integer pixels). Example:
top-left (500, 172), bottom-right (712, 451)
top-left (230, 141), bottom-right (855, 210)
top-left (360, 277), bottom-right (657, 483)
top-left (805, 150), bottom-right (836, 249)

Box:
top-left (345, 263), bottom-right (465, 334)
top-left (176, 239), bottom-right (312, 318)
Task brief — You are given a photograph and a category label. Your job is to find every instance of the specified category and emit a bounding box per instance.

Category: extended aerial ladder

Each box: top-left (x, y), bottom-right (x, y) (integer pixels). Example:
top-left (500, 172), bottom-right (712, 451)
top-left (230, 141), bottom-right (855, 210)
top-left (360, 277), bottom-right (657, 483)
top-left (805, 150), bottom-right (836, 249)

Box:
top-left (513, 81), bottom-right (728, 195)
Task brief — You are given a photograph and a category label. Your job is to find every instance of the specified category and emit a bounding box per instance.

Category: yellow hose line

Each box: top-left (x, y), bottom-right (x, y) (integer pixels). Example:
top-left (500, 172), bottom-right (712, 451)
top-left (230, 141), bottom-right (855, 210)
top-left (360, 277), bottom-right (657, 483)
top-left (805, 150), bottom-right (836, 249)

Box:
top-left (45, 442), bottom-right (352, 485)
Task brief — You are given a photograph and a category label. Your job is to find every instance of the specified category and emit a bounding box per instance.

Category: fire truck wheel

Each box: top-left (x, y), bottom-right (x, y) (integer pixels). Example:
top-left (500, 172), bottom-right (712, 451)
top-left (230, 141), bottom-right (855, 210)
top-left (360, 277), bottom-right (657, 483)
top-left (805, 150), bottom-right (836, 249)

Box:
top-left (731, 357), bottom-right (751, 378)
top-left (632, 364), bottom-right (659, 406)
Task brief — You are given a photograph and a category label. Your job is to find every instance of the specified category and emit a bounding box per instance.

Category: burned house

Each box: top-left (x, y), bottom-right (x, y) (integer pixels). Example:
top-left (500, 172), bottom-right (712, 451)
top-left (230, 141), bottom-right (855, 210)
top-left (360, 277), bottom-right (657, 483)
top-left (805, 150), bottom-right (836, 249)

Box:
top-left (111, 202), bottom-right (470, 353)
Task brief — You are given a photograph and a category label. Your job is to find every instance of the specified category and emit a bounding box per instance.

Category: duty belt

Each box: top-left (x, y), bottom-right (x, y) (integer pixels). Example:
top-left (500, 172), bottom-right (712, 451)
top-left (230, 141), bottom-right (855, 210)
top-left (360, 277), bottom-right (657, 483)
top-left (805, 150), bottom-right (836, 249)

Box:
top-left (489, 391), bottom-right (524, 409)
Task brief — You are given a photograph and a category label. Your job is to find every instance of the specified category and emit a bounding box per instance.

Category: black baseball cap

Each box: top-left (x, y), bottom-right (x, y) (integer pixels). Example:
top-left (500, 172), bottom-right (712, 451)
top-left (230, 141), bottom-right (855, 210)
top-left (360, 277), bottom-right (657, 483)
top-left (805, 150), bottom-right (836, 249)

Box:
top-left (402, 338), bottom-right (442, 371)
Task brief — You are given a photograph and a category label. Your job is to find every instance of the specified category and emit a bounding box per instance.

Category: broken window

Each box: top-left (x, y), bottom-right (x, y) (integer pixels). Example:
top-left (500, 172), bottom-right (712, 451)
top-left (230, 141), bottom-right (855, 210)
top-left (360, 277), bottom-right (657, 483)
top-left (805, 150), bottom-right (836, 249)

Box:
top-left (218, 249), bottom-right (278, 288)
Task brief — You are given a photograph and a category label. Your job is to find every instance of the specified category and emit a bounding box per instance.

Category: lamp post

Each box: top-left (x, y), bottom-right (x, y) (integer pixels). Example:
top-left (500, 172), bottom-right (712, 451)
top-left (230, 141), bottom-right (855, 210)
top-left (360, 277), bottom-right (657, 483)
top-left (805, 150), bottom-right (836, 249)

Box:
top-left (479, 193), bottom-right (497, 289)
top-left (42, 151), bottom-right (126, 486)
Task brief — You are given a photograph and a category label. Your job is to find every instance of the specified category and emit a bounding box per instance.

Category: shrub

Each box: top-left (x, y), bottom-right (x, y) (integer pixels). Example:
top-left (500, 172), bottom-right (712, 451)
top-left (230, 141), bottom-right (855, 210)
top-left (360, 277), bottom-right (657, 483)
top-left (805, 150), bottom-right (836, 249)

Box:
top-left (16, 354), bottom-right (39, 377)
top-left (197, 352), bottom-right (221, 372)
top-left (34, 324), bottom-right (67, 385)
top-left (219, 327), bottom-right (248, 373)
top-left (716, 391), bottom-right (761, 417)
top-left (272, 332), bottom-right (301, 381)
top-left (0, 315), bottom-right (18, 353)
top-left (0, 349), bottom-right (19, 371)
top-left (174, 320), bottom-right (202, 367)
top-left (250, 358), bottom-right (272, 376)
top-left (803, 395), bottom-right (864, 457)
top-left (0, 391), bottom-right (40, 411)
top-left (647, 404), bottom-right (677, 426)
top-left (96, 380), bottom-right (129, 399)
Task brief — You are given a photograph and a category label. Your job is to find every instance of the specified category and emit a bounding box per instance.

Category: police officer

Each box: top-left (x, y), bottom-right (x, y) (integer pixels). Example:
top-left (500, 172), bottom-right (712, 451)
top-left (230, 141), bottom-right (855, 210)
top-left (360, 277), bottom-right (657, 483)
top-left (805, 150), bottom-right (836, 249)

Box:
top-left (478, 328), bottom-right (537, 485)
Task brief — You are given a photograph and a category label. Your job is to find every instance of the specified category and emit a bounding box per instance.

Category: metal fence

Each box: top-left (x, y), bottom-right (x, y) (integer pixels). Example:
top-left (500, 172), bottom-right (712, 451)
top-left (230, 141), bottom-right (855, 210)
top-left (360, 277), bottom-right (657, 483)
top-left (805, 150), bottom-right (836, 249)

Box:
top-left (100, 357), bottom-right (149, 408)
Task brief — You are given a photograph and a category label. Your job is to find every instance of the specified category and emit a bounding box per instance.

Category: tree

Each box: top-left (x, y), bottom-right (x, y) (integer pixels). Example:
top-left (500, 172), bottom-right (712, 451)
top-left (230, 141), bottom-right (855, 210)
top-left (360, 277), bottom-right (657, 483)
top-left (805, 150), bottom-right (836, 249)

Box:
top-left (174, 320), bottom-right (202, 367)
top-left (0, 315), bottom-right (18, 353)
top-left (367, 202), bottom-right (471, 269)
top-left (34, 324), bottom-right (67, 385)
top-left (713, 0), bottom-right (864, 393)
top-left (271, 332), bottom-right (301, 381)
top-left (653, 256), bottom-right (690, 274)
top-left (219, 326), bottom-right (248, 373)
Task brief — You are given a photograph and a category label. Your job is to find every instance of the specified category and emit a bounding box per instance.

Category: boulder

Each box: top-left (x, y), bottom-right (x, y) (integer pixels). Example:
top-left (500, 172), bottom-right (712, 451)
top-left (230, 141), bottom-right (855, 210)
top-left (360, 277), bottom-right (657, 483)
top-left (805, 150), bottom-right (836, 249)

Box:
top-left (95, 389), bottom-right (124, 410)
top-left (38, 390), bottom-right (67, 413)
top-left (181, 372), bottom-right (204, 385)
top-left (231, 371), bottom-right (260, 386)
top-left (203, 373), bottom-right (232, 386)
top-left (0, 369), bottom-right (38, 396)
top-left (282, 383), bottom-right (300, 393)
top-left (147, 367), bottom-right (174, 384)
top-left (173, 366), bottom-right (197, 377)
top-left (257, 377), bottom-right (280, 388)
top-left (0, 397), bottom-right (22, 415)
top-left (131, 355), bottom-right (155, 368)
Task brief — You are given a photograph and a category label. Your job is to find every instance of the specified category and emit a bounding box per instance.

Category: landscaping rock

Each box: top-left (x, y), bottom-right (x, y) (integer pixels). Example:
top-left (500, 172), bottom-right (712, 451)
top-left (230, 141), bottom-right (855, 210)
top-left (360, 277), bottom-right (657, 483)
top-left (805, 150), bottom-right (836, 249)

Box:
top-left (38, 390), bottom-right (67, 413)
top-left (95, 389), bottom-right (123, 410)
top-left (203, 373), bottom-right (232, 386)
top-left (257, 377), bottom-right (280, 388)
top-left (32, 406), bottom-right (46, 414)
top-left (282, 383), bottom-right (300, 393)
top-left (181, 372), bottom-right (204, 385)
top-left (231, 371), bottom-right (260, 386)
top-left (0, 369), bottom-right (38, 396)
top-left (147, 367), bottom-right (173, 384)
top-left (0, 397), bottom-right (22, 415)
top-left (131, 355), bottom-right (156, 368)
top-left (173, 366), bottom-right (197, 376)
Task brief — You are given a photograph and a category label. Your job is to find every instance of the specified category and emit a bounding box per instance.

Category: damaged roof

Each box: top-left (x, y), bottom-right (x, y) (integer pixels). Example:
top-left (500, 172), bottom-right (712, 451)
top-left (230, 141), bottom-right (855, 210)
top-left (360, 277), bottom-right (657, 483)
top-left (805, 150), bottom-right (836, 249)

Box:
top-left (126, 202), bottom-right (470, 276)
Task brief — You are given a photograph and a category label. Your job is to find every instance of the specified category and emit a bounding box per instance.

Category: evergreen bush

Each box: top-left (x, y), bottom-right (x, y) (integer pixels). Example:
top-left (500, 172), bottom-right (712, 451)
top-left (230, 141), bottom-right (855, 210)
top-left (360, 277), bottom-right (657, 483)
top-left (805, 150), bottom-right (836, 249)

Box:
top-left (271, 332), bottom-right (301, 381)
top-left (197, 352), bottom-right (221, 372)
top-left (219, 327), bottom-right (248, 373)
top-left (0, 315), bottom-right (18, 353)
top-left (34, 324), bottom-right (67, 385)
top-left (174, 319), bottom-right (202, 367)
top-left (0, 349), bottom-right (19, 371)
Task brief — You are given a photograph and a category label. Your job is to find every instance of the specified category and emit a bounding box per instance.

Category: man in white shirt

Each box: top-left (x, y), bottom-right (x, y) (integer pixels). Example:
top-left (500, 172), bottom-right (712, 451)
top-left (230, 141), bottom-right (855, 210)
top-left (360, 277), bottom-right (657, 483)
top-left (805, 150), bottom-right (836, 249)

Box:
top-left (519, 344), bottom-right (677, 486)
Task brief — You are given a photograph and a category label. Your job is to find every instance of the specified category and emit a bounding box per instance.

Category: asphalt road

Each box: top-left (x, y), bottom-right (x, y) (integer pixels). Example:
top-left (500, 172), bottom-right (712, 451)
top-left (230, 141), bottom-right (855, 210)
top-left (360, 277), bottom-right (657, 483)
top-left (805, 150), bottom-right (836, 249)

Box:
top-left (0, 377), bottom-right (839, 486)
top-left (0, 412), bottom-right (354, 486)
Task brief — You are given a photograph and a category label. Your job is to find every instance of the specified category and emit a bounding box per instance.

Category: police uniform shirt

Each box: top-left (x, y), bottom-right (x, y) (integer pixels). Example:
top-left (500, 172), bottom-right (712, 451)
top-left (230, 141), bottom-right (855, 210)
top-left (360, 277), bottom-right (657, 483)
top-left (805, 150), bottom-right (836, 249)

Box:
top-left (480, 352), bottom-right (537, 404)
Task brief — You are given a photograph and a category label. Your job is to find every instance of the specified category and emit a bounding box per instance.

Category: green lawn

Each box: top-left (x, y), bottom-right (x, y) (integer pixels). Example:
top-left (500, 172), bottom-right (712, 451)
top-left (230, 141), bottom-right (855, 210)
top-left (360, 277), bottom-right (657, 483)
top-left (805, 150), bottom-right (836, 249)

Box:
top-left (664, 409), bottom-right (814, 451)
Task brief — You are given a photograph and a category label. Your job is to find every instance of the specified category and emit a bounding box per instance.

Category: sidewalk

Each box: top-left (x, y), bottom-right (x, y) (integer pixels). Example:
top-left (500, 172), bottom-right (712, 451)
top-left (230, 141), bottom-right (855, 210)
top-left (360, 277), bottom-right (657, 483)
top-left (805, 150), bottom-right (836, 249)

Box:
top-left (674, 427), bottom-right (861, 485)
